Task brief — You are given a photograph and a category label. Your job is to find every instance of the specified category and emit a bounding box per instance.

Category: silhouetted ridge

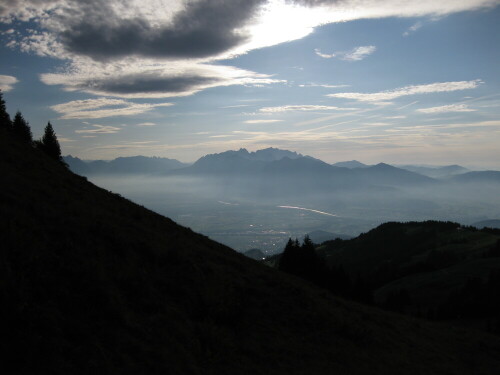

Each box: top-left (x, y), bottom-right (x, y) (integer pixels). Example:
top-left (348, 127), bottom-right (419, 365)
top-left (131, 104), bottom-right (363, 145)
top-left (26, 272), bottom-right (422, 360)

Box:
top-left (316, 221), bottom-right (500, 328)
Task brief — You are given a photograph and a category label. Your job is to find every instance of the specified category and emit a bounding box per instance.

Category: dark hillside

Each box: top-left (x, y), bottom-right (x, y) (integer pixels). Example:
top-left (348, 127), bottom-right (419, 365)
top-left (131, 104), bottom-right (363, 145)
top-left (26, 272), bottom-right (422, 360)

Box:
top-left (2, 129), bottom-right (500, 374)
top-left (318, 221), bottom-right (500, 327)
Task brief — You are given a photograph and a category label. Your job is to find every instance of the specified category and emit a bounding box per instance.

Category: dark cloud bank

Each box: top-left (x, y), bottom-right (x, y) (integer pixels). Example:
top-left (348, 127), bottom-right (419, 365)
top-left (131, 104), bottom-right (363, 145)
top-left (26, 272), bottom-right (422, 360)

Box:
top-left (59, 0), bottom-right (268, 61)
top-left (79, 73), bottom-right (221, 95)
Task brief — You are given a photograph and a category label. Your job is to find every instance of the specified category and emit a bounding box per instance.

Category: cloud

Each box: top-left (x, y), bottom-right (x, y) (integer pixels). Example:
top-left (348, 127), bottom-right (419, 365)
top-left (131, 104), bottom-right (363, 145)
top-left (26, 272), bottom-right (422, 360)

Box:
top-left (403, 21), bottom-right (423, 36)
top-left (2, 1), bottom-right (265, 60)
top-left (86, 74), bottom-right (220, 96)
top-left (136, 122), bottom-right (156, 126)
top-left (341, 45), bottom-right (376, 61)
top-left (221, 104), bottom-right (252, 109)
top-left (208, 134), bottom-right (235, 138)
top-left (299, 83), bottom-right (350, 88)
top-left (0, 0), bottom-right (61, 22)
top-left (51, 97), bottom-right (173, 119)
top-left (289, 0), bottom-right (498, 15)
top-left (41, 61), bottom-right (283, 98)
top-left (314, 48), bottom-right (335, 58)
top-left (75, 124), bottom-right (121, 134)
top-left (417, 104), bottom-right (476, 113)
top-left (4, 1), bottom-right (499, 60)
top-left (315, 46), bottom-right (376, 61)
top-left (57, 136), bottom-right (75, 142)
top-left (259, 104), bottom-right (356, 112)
top-left (397, 101), bottom-right (419, 110)
top-left (0, 74), bottom-right (18, 91)
top-left (55, 0), bottom-right (266, 62)
top-left (329, 80), bottom-right (483, 102)
top-left (244, 119), bottom-right (284, 124)
top-left (2, 0), bottom-right (498, 99)
top-left (365, 122), bottom-right (391, 126)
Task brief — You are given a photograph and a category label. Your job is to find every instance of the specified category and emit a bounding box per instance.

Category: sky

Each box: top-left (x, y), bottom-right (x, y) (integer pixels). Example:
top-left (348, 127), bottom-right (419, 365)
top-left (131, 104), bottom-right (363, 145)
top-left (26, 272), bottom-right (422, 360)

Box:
top-left (1, 0), bottom-right (499, 167)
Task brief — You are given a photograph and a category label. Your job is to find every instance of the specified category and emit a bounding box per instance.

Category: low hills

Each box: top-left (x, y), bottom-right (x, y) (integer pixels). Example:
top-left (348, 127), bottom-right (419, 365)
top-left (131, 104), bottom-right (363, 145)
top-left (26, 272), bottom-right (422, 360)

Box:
top-left (3, 130), bottom-right (500, 374)
top-left (307, 230), bottom-right (353, 243)
top-left (397, 164), bottom-right (469, 178)
top-left (472, 219), bottom-right (500, 229)
top-left (316, 221), bottom-right (500, 327)
top-left (451, 170), bottom-right (500, 183)
top-left (351, 162), bottom-right (435, 186)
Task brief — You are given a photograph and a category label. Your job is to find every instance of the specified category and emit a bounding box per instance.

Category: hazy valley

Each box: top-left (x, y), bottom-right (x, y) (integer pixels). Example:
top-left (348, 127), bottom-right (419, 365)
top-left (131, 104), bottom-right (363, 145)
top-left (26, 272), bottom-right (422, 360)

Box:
top-left (66, 149), bottom-right (500, 254)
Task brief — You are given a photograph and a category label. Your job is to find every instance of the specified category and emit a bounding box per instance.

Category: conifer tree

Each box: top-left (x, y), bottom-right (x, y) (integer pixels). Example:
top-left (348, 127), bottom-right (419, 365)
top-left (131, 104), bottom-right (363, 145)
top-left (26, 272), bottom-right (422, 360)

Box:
top-left (39, 122), bottom-right (62, 162)
top-left (0, 90), bottom-right (12, 131)
top-left (279, 238), bottom-right (300, 273)
top-left (12, 111), bottom-right (33, 143)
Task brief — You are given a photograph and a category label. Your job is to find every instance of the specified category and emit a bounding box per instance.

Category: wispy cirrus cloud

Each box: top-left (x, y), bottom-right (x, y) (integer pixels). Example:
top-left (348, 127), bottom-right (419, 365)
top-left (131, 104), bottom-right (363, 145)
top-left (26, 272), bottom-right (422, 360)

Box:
top-left (315, 45), bottom-right (376, 61)
top-left (342, 46), bottom-right (376, 61)
top-left (417, 104), bottom-right (476, 113)
top-left (244, 119), bottom-right (284, 124)
top-left (75, 124), bottom-right (121, 134)
top-left (329, 80), bottom-right (483, 102)
top-left (314, 48), bottom-right (335, 58)
top-left (57, 136), bottom-right (75, 143)
top-left (385, 115), bottom-right (407, 119)
top-left (51, 97), bottom-right (173, 119)
top-left (403, 21), bottom-right (423, 36)
top-left (41, 61), bottom-right (283, 99)
top-left (0, 74), bottom-right (18, 91)
top-left (299, 83), bottom-right (350, 88)
top-left (259, 104), bottom-right (357, 112)
top-left (209, 134), bottom-right (235, 138)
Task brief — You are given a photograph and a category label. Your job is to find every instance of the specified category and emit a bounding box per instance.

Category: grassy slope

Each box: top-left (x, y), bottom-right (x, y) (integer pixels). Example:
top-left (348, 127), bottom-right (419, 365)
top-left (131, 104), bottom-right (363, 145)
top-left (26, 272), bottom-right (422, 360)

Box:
top-left (2, 130), bottom-right (500, 374)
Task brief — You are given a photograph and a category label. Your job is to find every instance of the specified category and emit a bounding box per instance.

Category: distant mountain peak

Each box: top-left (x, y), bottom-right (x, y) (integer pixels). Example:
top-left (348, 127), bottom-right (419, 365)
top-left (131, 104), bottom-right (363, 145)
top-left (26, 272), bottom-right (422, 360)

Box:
top-left (332, 160), bottom-right (368, 169)
top-left (196, 147), bottom-right (305, 163)
top-left (372, 162), bottom-right (394, 169)
top-left (249, 148), bottom-right (303, 161)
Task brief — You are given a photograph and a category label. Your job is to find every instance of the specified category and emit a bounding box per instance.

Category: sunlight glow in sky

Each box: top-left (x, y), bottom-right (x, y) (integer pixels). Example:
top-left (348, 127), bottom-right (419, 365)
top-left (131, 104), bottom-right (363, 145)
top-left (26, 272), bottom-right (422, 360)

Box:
top-left (1, 0), bottom-right (499, 167)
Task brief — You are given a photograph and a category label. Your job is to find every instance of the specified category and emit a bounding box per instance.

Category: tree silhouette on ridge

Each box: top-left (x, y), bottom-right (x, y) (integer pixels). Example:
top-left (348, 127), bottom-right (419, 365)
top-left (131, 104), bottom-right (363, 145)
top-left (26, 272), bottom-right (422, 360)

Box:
top-left (12, 111), bottom-right (33, 144)
top-left (0, 90), bottom-right (12, 131)
top-left (38, 122), bottom-right (62, 162)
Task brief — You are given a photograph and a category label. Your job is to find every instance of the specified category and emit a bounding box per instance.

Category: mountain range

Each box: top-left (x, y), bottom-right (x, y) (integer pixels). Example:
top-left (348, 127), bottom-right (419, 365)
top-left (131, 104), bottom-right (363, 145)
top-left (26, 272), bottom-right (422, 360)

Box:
top-left (65, 148), bottom-right (493, 188)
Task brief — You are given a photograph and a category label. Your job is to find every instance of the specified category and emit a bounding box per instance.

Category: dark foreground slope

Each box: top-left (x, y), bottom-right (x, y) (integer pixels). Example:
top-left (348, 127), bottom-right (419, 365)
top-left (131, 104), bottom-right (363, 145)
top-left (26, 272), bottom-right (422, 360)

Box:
top-left (2, 130), bottom-right (500, 375)
top-left (317, 222), bottom-right (500, 323)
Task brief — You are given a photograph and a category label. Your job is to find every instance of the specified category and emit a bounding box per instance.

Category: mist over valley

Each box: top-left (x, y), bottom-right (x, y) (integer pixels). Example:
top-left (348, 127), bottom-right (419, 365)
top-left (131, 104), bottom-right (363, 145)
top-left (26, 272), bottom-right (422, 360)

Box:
top-left (66, 148), bottom-right (500, 254)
